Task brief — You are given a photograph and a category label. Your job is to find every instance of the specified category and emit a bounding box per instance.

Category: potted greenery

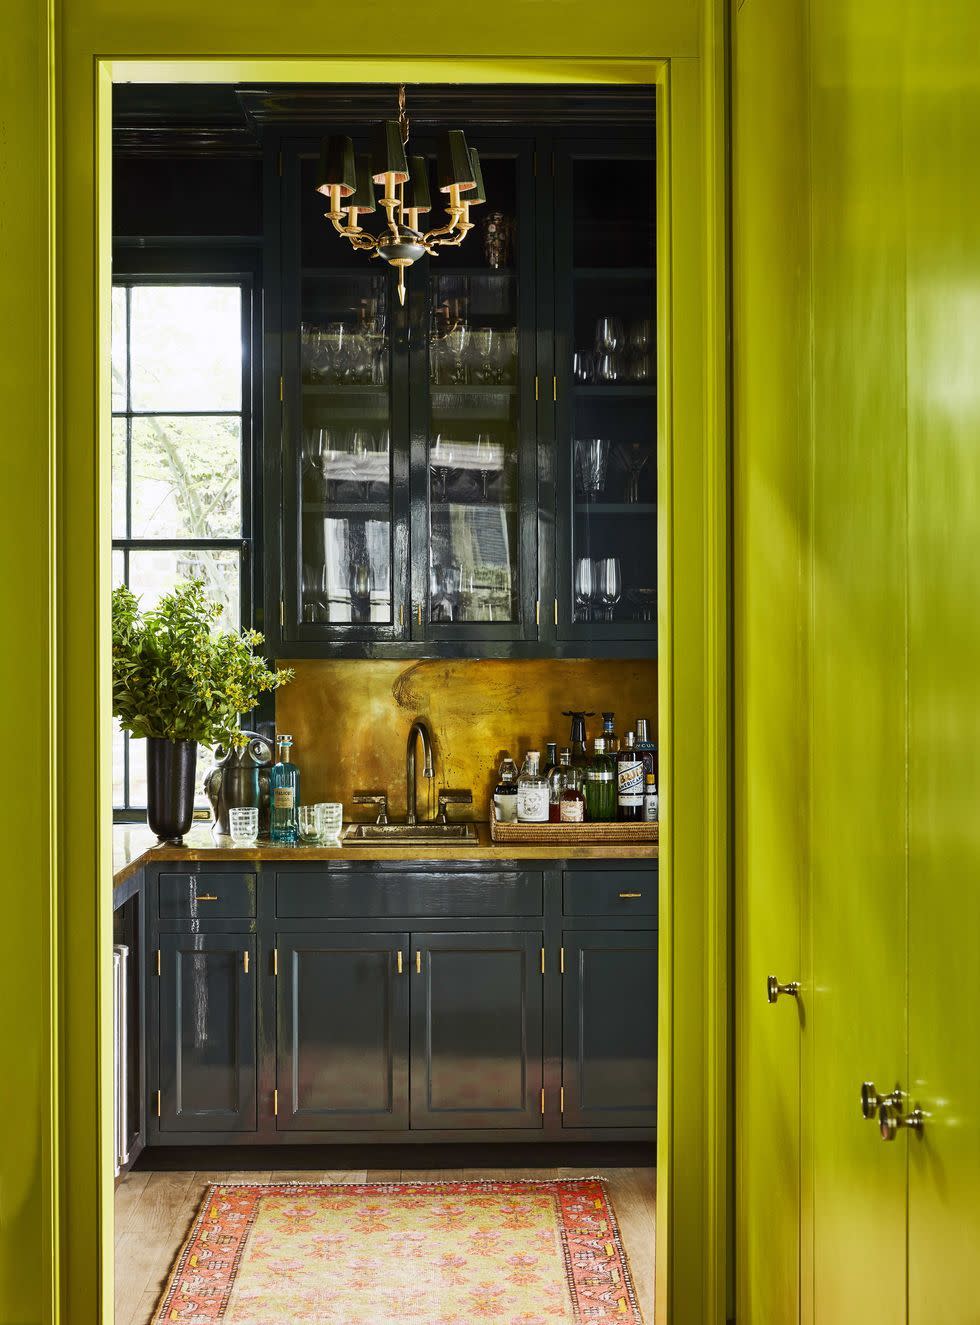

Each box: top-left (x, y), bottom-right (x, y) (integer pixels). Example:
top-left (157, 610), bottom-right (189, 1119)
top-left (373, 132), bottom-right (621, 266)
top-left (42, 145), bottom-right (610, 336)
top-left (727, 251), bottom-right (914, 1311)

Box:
top-left (112, 580), bottom-right (292, 842)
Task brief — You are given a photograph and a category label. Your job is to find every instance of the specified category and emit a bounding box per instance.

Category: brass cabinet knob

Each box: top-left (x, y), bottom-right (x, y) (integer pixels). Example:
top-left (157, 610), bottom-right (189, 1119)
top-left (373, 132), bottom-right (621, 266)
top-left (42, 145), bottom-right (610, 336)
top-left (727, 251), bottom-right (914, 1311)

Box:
top-left (767, 974), bottom-right (801, 1004)
top-left (861, 1081), bottom-right (924, 1139)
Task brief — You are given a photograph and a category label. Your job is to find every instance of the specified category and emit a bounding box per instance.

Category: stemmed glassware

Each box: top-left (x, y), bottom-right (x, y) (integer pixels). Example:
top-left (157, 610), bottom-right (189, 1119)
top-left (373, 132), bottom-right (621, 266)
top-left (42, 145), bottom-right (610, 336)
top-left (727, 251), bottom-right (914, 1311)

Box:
top-left (475, 433), bottom-right (495, 499)
top-left (613, 441), bottom-right (651, 503)
top-left (574, 557), bottom-right (595, 623)
top-left (596, 315), bottom-right (625, 354)
top-left (594, 557), bottom-right (623, 622)
top-left (574, 438), bottom-right (611, 502)
top-left (302, 562), bottom-right (327, 623)
top-left (430, 434), bottom-right (456, 502)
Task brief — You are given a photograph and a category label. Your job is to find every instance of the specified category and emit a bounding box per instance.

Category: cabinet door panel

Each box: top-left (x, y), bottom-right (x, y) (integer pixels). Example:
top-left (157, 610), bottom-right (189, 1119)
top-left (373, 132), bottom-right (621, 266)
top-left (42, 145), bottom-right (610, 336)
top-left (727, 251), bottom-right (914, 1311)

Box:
top-left (411, 931), bottom-right (543, 1129)
top-left (158, 933), bottom-right (256, 1132)
top-left (562, 931), bottom-right (657, 1128)
top-left (277, 933), bottom-right (409, 1130)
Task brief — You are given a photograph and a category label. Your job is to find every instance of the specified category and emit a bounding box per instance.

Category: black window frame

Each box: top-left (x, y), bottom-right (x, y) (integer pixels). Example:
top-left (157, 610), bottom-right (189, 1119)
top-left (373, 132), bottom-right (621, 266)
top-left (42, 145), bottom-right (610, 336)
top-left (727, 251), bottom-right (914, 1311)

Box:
top-left (111, 245), bottom-right (263, 819)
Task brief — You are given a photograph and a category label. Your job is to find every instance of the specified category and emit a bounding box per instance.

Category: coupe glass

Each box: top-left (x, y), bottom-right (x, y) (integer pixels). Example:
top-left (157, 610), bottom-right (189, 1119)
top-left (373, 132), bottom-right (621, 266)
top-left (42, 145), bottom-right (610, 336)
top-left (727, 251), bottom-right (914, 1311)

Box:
top-left (228, 806), bottom-right (258, 845)
top-left (595, 315), bottom-right (625, 354)
top-left (595, 557), bottom-right (623, 622)
top-left (574, 556), bottom-right (595, 623)
top-left (613, 440), bottom-right (650, 503)
top-left (574, 437), bottom-right (611, 501)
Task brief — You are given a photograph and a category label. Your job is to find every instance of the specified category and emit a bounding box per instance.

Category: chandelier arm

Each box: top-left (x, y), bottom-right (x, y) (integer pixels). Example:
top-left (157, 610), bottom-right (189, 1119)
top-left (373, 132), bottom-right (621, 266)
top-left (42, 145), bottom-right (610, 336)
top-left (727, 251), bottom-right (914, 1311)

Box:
top-left (422, 207), bottom-right (466, 246)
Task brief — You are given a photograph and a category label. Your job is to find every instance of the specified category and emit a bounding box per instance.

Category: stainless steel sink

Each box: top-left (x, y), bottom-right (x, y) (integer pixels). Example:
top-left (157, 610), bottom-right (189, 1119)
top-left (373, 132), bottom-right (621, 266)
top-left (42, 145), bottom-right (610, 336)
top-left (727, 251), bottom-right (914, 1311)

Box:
top-left (342, 822), bottom-right (480, 846)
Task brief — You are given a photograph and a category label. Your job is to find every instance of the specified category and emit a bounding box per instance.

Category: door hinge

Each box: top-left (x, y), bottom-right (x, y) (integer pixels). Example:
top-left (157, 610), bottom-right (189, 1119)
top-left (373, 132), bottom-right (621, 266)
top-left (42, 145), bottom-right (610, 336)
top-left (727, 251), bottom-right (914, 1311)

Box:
top-left (540, 1087), bottom-right (546, 1115)
top-left (279, 599), bottom-right (285, 627)
top-left (534, 375), bottom-right (539, 402)
top-left (279, 374), bottom-right (284, 402)
top-left (540, 946), bottom-right (546, 975)
top-left (273, 1088), bottom-right (279, 1116)
top-left (243, 950), bottom-right (249, 975)
top-left (155, 1090), bottom-right (161, 1118)
top-left (155, 949), bottom-right (161, 976)
top-left (560, 946), bottom-right (565, 975)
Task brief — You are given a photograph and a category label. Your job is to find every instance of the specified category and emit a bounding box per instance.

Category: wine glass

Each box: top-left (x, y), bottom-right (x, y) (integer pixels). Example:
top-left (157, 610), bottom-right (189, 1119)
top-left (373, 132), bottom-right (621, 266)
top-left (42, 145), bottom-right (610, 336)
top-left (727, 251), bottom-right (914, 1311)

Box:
top-left (613, 440), bottom-right (650, 503)
top-left (475, 433), bottom-right (495, 499)
top-left (348, 429), bottom-right (375, 501)
top-left (573, 351), bottom-right (595, 383)
top-left (574, 556), bottom-right (595, 623)
top-left (301, 561), bottom-right (327, 623)
top-left (595, 315), bottom-right (625, 354)
top-left (595, 557), bottom-right (623, 622)
top-left (628, 318), bottom-right (653, 353)
top-left (444, 324), bottom-right (470, 384)
top-left (430, 434), bottom-right (456, 502)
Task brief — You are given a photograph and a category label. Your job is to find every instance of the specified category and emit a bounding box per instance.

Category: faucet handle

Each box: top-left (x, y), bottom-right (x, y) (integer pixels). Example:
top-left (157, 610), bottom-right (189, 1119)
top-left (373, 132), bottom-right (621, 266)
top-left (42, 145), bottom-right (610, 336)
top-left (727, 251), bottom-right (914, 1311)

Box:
top-left (353, 790), bottom-right (389, 825)
top-left (437, 788), bottom-right (473, 824)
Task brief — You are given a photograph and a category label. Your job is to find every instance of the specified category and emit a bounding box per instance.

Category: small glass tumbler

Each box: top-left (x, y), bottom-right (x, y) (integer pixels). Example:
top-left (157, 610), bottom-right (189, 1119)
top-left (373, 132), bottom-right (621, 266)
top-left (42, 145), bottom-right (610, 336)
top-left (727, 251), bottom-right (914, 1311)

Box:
top-left (228, 806), bottom-right (259, 846)
top-left (298, 806), bottom-right (322, 844)
top-left (315, 803), bottom-right (343, 843)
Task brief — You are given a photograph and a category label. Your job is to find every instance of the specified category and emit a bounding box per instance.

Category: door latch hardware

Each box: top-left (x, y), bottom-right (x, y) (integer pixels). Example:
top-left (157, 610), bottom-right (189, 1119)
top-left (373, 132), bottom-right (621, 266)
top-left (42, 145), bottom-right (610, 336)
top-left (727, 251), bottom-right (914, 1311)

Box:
top-left (195, 894), bottom-right (219, 902)
top-left (155, 1090), bottom-right (161, 1118)
top-left (397, 950), bottom-right (403, 975)
top-left (243, 950), bottom-right (249, 974)
top-left (766, 975), bottom-right (801, 1003)
top-left (416, 950), bottom-right (422, 974)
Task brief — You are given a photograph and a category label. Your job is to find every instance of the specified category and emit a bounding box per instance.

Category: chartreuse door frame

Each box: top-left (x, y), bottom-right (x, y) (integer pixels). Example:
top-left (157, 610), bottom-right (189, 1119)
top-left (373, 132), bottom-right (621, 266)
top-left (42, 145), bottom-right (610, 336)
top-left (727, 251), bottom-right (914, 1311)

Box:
top-left (13, 9), bottom-right (729, 1324)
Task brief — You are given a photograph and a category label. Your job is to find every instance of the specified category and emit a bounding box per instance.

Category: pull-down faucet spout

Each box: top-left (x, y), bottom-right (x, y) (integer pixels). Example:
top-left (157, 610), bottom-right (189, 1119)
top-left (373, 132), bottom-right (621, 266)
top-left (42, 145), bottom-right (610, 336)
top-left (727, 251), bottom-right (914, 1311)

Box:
top-left (405, 718), bottom-right (435, 825)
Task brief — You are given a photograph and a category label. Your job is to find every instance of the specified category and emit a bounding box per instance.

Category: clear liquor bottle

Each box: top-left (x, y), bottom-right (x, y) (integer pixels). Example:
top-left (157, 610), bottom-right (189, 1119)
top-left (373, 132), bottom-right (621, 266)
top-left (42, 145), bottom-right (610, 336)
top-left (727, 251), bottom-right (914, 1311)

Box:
top-left (270, 734), bottom-right (300, 844)
top-left (548, 748), bottom-right (570, 822)
top-left (516, 750), bottom-right (550, 823)
top-left (559, 762), bottom-right (585, 822)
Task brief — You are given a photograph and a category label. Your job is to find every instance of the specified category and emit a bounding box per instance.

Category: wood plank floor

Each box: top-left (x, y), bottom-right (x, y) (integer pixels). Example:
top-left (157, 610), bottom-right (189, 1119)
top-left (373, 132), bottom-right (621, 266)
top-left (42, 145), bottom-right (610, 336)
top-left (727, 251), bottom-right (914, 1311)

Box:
top-left (115, 1164), bottom-right (656, 1324)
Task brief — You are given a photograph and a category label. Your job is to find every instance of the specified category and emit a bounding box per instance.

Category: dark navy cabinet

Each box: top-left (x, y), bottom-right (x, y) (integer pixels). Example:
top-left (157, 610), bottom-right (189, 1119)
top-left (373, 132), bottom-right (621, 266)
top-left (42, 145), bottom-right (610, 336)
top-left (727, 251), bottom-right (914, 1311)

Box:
top-left (276, 932), bottom-right (409, 1131)
top-left (158, 932), bottom-right (257, 1133)
top-left (146, 858), bottom-right (656, 1145)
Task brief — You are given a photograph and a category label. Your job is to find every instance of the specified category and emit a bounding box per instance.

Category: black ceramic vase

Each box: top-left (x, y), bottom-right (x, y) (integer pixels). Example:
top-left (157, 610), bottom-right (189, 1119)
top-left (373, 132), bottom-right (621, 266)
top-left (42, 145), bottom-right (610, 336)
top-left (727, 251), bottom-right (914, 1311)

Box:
top-left (146, 737), bottom-right (197, 843)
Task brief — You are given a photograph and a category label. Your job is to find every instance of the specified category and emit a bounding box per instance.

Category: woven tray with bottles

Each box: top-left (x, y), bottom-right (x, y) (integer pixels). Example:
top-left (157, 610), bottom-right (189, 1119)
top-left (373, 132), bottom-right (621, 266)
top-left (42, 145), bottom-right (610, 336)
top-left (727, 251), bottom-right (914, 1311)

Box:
top-left (489, 812), bottom-right (659, 845)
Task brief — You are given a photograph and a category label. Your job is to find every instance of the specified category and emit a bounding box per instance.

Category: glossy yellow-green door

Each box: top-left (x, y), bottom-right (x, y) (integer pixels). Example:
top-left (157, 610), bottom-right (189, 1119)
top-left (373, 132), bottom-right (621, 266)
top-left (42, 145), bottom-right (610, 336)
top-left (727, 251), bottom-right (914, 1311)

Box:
top-left (905, 3), bottom-right (980, 1319)
top-left (733, 0), bottom-right (810, 1316)
top-left (807, 4), bottom-right (909, 1320)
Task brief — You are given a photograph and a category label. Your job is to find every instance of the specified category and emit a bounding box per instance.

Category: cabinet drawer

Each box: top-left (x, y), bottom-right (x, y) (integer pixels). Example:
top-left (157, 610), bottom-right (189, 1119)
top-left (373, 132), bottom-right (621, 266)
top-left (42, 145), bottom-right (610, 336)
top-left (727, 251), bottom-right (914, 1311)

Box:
top-left (562, 870), bottom-right (658, 918)
top-left (277, 871), bottom-right (543, 919)
top-left (159, 873), bottom-right (257, 919)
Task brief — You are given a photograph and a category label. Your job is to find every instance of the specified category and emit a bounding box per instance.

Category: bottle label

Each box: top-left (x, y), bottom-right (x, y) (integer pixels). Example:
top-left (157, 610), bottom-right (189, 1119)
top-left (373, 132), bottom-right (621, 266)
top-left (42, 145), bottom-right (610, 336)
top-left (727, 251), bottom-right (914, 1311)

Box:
top-left (517, 785), bottom-right (550, 822)
top-left (494, 791), bottom-right (518, 823)
top-left (644, 790), bottom-right (659, 822)
top-left (617, 759), bottom-right (644, 806)
top-left (560, 798), bottom-right (585, 823)
top-left (273, 787), bottom-right (295, 809)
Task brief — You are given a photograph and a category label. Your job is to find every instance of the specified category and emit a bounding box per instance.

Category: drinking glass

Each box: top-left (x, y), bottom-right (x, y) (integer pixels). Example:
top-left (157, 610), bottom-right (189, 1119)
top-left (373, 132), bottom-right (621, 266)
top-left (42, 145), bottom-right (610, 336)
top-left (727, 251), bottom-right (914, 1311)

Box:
top-left (628, 318), bottom-right (653, 352)
top-left (574, 556), bottom-right (595, 623)
top-left (475, 433), bottom-right (495, 498)
top-left (612, 440), bottom-right (650, 503)
top-left (595, 557), bottom-right (623, 622)
top-left (430, 434), bottom-right (456, 502)
top-left (572, 351), bottom-right (595, 383)
top-left (348, 429), bottom-right (375, 500)
top-left (472, 328), bottom-right (497, 384)
top-left (574, 437), bottom-right (611, 501)
top-left (298, 806), bottom-right (322, 843)
top-left (322, 322), bottom-right (350, 383)
top-left (595, 315), bottom-right (625, 354)
top-left (444, 324), bottom-right (470, 384)
top-left (596, 352), bottom-right (624, 384)
top-left (228, 806), bottom-right (259, 845)
top-left (629, 350), bottom-right (654, 383)
top-left (314, 803), bottom-right (343, 843)
top-left (302, 561), bottom-right (327, 623)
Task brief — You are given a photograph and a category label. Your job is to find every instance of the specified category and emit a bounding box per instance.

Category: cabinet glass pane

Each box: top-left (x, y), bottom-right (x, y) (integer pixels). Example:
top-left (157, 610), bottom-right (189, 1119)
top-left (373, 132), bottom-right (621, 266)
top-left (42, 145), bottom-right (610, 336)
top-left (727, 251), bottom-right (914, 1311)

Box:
top-left (569, 156), bottom-right (656, 628)
top-left (425, 155), bottom-right (522, 625)
top-left (299, 153), bottom-right (395, 628)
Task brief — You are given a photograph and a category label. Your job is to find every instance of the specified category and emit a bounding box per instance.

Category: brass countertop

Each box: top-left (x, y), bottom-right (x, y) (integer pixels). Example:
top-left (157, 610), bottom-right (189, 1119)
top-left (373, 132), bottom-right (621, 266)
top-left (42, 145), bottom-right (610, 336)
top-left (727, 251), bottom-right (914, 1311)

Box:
top-left (113, 821), bottom-right (658, 889)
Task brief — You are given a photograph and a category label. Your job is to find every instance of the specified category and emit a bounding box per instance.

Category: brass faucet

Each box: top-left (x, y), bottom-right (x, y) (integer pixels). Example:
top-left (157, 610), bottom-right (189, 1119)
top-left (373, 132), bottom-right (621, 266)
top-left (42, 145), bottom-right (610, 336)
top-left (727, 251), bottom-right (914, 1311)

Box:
top-left (405, 718), bottom-right (435, 825)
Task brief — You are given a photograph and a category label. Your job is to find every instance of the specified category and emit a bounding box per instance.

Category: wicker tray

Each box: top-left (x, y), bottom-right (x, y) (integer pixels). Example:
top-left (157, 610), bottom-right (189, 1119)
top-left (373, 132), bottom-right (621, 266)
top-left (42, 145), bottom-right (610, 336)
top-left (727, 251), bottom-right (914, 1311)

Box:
top-left (489, 813), bottom-right (659, 845)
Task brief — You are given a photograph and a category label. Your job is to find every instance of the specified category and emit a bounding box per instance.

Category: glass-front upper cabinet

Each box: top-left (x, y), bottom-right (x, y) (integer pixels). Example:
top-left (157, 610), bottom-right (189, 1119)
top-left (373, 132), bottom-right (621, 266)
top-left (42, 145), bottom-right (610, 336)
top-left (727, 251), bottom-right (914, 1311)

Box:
top-left (409, 139), bottom-right (537, 641)
top-left (554, 144), bottom-right (657, 644)
top-left (280, 142), bottom-right (410, 643)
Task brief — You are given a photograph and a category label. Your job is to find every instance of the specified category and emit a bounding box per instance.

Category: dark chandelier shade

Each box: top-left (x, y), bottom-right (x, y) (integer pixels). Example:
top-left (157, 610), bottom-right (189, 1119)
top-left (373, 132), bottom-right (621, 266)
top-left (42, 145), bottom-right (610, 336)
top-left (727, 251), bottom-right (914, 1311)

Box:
top-left (314, 87), bottom-right (485, 304)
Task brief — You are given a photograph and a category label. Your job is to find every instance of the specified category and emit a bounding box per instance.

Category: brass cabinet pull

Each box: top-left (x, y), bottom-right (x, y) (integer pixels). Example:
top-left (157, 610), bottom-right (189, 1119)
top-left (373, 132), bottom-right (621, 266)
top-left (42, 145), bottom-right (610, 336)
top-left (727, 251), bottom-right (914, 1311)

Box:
top-left (397, 950), bottom-right (403, 975)
top-left (619, 891), bottom-right (642, 899)
top-left (243, 950), bottom-right (249, 974)
top-left (415, 950), bottom-right (422, 974)
top-left (416, 603), bottom-right (423, 626)
top-left (766, 975), bottom-right (801, 1003)
top-left (195, 893), bottom-right (219, 902)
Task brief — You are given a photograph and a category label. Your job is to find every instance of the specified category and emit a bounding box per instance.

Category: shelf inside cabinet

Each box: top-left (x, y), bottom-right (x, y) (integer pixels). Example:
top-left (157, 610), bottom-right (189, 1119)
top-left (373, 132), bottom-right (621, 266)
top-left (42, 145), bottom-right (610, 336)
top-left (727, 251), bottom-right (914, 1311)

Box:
top-left (572, 384), bottom-right (656, 398)
top-left (573, 266), bottom-right (655, 281)
top-left (302, 384), bottom-right (389, 395)
top-left (574, 502), bottom-right (657, 515)
top-left (302, 502), bottom-right (390, 519)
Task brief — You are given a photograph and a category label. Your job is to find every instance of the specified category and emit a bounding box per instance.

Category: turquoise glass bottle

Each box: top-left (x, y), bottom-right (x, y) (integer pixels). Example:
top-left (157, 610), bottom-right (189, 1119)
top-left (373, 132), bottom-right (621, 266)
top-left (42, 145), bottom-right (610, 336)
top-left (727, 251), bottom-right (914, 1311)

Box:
top-left (270, 734), bottom-right (300, 844)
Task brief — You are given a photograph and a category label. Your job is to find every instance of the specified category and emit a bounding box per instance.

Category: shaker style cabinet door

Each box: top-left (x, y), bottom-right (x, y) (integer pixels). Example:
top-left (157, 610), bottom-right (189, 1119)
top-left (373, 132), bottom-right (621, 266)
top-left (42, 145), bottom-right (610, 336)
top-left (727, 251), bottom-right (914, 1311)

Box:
top-left (276, 933), bottom-right (409, 1131)
top-left (561, 930), bottom-right (657, 1128)
top-left (157, 932), bottom-right (256, 1133)
top-left (410, 931), bottom-right (543, 1129)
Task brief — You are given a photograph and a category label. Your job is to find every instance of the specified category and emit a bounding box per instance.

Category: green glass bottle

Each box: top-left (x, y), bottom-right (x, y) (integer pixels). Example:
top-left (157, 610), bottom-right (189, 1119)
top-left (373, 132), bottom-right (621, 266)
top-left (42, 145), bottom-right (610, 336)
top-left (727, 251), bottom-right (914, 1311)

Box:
top-left (584, 736), bottom-right (617, 822)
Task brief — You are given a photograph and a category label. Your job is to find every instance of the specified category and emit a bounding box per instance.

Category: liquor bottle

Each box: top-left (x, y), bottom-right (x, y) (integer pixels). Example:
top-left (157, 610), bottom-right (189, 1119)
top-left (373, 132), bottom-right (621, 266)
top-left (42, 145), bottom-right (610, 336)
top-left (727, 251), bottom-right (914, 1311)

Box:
top-left (643, 771), bottom-right (659, 822)
top-left (493, 757), bottom-right (520, 823)
top-left (548, 748), bottom-right (570, 822)
top-left (635, 718), bottom-right (658, 785)
top-left (583, 736), bottom-right (617, 822)
top-left (517, 750), bottom-right (550, 823)
top-left (543, 741), bottom-right (559, 779)
top-left (562, 710), bottom-right (594, 772)
top-left (559, 761), bottom-right (585, 822)
top-left (270, 734), bottom-right (300, 844)
top-left (616, 730), bottom-right (645, 821)
top-left (601, 711), bottom-right (620, 754)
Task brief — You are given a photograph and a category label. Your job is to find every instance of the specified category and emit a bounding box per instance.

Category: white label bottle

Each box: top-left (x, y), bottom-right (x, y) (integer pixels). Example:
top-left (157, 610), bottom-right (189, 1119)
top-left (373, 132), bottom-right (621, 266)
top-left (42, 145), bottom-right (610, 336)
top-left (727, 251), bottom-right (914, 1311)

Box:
top-left (517, 750), bottom-right (550, 823)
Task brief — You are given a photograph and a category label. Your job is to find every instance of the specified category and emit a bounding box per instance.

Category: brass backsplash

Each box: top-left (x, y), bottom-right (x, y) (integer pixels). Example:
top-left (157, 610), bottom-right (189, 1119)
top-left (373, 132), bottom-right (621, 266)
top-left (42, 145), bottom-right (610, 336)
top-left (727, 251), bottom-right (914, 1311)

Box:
top-left (274, 658), bottom-right (658, 821)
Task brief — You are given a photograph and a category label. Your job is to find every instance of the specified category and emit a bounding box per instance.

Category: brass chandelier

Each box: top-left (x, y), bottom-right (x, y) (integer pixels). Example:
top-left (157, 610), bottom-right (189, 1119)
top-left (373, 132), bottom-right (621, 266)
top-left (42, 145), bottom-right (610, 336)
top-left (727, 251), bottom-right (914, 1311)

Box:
top-left (315, 86), bottom-right (485, 305)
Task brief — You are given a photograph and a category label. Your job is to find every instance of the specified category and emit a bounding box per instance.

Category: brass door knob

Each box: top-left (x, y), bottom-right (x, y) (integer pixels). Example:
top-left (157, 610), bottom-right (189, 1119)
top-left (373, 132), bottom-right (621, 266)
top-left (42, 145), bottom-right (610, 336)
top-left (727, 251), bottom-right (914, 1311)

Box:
top-left (767, 975), bottom-right (801, 1004)
top-left (861, 1080), bottom-right (902, 1121)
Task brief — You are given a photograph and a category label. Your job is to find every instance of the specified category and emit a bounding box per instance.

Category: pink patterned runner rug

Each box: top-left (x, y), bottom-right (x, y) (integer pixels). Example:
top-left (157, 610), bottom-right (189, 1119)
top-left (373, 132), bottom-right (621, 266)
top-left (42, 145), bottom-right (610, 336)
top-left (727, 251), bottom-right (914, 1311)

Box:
top-left (152, 1178), bottom-right (644, 1324)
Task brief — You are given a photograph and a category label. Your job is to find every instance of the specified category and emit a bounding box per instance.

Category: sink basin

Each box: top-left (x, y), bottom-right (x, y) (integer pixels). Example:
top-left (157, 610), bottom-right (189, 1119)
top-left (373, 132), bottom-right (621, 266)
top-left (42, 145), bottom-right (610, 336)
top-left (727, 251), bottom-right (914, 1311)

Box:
top-left (342, 822), bottom-right (480, 846)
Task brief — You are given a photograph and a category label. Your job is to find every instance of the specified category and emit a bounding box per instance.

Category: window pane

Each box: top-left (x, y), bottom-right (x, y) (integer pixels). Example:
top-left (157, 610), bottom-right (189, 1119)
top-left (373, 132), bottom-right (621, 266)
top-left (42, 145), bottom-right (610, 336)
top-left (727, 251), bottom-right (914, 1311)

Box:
top-left (130, 286), bottom-right (242, 412)
top-left (112, 548), bottom-right (125, 587)
top-left (112, 286), bottom-right (128, 411)
top-left (127, 547), bottom-right (240, 634)
top-left (130, 416), bottom-right (242, 538)
top-left (126, 735), bottom-right (211, 811)
top-left (112, 418), bottom-right (127, 537)
top-left (112, 719), bottom-right (127, 807)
